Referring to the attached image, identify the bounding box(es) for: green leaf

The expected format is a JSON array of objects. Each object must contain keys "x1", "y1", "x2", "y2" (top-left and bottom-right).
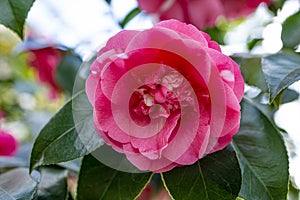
[
  {"x1": 30, "y1": 90, "x2": 103, "y2": 172},
  {"x1": 269, "y1": 0, "x2": 286, "y2": 14},
  {"x1": 162, "y1": 146, "x2": 241, "y2": 200},
  {"x1": 280, "y1": 89, "x2": 299, "y2": 104},
  {"x1": 248, "y1": 92, "x2": 277, "y2": 120},
  {"x1": 232, "y1": 98, "x2": 289, "y2": 200},
  {"x1": 0, "y1": 168, "x2": 39, "y2": 200},
  {"x1": 119, "y1": 7, "x2": 141, "y2": 28},
  {"x1": 0, "y1": 0, "x2": 35, "y2": 39},
  {"x1": 273, "y1": 0, "x2": 285, "y2": 9},
  {"x1": 272, "y1": 88, "x2": 300, "y2": 108},
  {"x1": 247, "y1": 38, "x2": 263, "y2": 51},
  {"x1": 77, "y1": 151, "x2": 153, "y2": 200},
  {"x1": 281, "y1": 11, "x2": 300, "y2": 49},
  {"x1": 204, "y1": 27, "x2": 225, "y2": 45},
  {"x1": 288, "y1": 181, "x2": 300, "y2": 200},
  {"x1": 84, "y1": 144, "x2": 148, "y2": 173},
  {"x1": 262, "y1": 52, "x2": 300, "y2": 104},
  {"x1": 56, "y1": 51, "x2": 82, "y2": 94},
  {"x1": 35, "y1": 167, "x2": 69, "y2": 200},
  {"x1": 233, "y1": 55, "x2": 268, "y2": 92}
]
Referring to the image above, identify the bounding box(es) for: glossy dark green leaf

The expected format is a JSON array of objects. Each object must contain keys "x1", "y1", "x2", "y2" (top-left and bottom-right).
[
  {"x1": 282, "y1": 11, "x2": 300, "y2": 49},
  {"x1": 87, "y1": 144, "x2": 149, "y2": 173},
  {"x1": 248, "y1": 92, "x2": 277, "y2": 121},
  {"x1": 0, "y1": 0, "x2": 35, "y2": 39},
  {"x1": 56, "y1": 51, "x2": 82, "y2": 93},
  {"x1": 30, "y1": 91, "x2": 103, "y2": 172},
  {"x1": 272, "y1": 88, "x2": 300, "y2": 108},
  {"x1": 262, "y1": 52, "x2": 300, "y2": 104},
  {"x1": 35, "y1": 167, "x2": 68, "y2": 200},
  {"x1": 232, "y1": 98, "x2": 289, "y2": 200},
  {"x1": 233, "y1": 55, "x2": 268, "y2": 92},
  {"x1": 0, "y1": 168, "x2": 39, "y2": 200},
  {"x1": 119, "y1": 7, "x2": 141, "y2": 28},
  {"x1": 77, "y1": 152, "x2": 152, "y2": 200},
  {"x1": 280, "y1": 89, "x2": 299, "y2": 104},
  {"x1": 162, "y1": 146, "x2": 241, "y2": 200}
]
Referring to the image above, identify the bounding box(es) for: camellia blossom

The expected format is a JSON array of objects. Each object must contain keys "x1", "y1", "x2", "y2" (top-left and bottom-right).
[
  {"x1": 137, "y1": 0, "x2": 271, "y2": 29},
  {"x1": 0, "y1": 129, "x2": 18, "y2": 156},
  {"x1": 27, "y1": 47, "x2": 63, "y2": 99},
  {"x1": 86, "y1": 19, "x2": 244, "y2": 172}
]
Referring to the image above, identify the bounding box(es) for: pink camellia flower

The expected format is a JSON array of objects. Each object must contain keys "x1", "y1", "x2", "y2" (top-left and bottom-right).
[
  {"x1": 138, "y1": 0, "x2": 271, "y2": 29},
  {"x1": 86, "y1": 19, "x2": 244, "y2": 172},
  {"x1": 0, "y1": 129, "x2": 18, "y2": 156},
  {"x1": 27, "y1": 47, "x2": 63, "y2": 99}
]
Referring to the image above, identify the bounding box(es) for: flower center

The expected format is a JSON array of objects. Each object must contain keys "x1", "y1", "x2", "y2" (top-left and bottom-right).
[{"x1": 129, "y1": 70, "x2": 195, "y2": 126}]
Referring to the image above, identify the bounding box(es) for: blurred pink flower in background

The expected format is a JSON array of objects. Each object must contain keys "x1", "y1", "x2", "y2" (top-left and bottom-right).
[
  {"x1": 220, "y1": 0, "x2": 271, "y2": 18},
  {"x1": 20, "y1": 29, "x2": 65, "y2": 99},
  {"x1": 138, "y1": 0, "x2": 271, "y2": 29},
  {"x1": 26, "y1": 47, "x2": 63, "y2": 99},
  {"x1": 0, "y1": 129, "x2": 18, "y2": 157}
]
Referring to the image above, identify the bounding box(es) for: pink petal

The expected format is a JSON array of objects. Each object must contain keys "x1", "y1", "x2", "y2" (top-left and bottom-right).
[
  {"x1": 124, "y1": 143, "x2": 179, "y2": 172},
  {"x1": 207, "y1": 48, "x2": 244, "y2": 101},
  {"x1": 220, "y1": 84, "x2": 241, "y2": 137},
  {"x1": 207, "y1": 48, "x2": 235, "y2": 88},
  {"x1": 130, "y1": 112, "x2": 180, "y2": 159},
  {"x1": 207, "y1": 124, "x2": 240, "y2": 154},
  {"x1": 85, "y1": 62, "x2": 102, "y2": 105},
  {"x1": 166, "y1": 123, "x2": 210, "y2": 165},
  {"x1": 207, "y1": 62, "x2": 227, "y2": 139},
  {"x1": 98, "y1": 30, "x2": 140, "y2": 56},
  {"x1": 231, "y1": 59, "x2": 245, "y2": 102},
  {"x1": 126, "y1": 29, "x2": 212, "y2": 84},
  {"x1": 202, "y1": 33, "x2": 222, "y2": 52},
  {"x1": 126, "y1": 25, "x2": 182, "y2": 52},
  {"x1": 154, "y1": 19, "x2": 209, "y2": 46},
  {"x1": 93, "y1": 83, "x2": 131, "y2": 144}
]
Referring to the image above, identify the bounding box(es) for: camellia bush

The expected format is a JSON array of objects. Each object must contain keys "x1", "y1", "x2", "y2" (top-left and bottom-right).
[{"x1": 0, "y1": 0, "x2": 300, "y2": 199}]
